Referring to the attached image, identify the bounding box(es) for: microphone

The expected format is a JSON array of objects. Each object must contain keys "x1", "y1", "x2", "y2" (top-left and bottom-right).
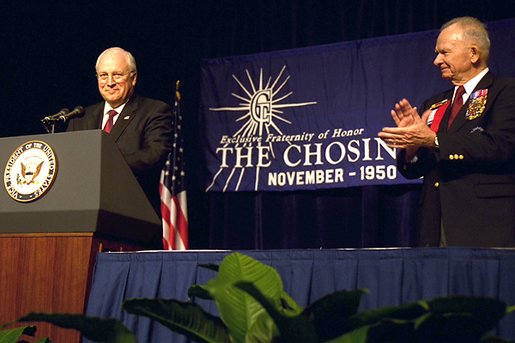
[
  {"x1": 41, "y1": 108, "x2": 70, "y2": 123},
  {"x1": 41, "y1": 106, "x2": 85, "y2": 124},
  {"x1": 59, "y1": 106, "x2": 85, "y2": 123}
]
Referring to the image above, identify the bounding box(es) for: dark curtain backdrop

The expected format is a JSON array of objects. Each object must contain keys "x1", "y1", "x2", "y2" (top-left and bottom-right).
[{"x1": 1, "y1": 1, "x2": 514, "y2": 249}]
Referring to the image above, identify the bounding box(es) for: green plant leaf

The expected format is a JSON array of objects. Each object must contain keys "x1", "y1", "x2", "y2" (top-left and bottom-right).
[
  {"x1": 244, "y1": 311, "x2": 278, "y2": 343},
  {"x1": 324, "y1": 325, "x2": 369, "y2": 343},
  {"x1": 427, "y1": 296, "x2": 508, "y2": 333},
  {"x1": 302, "y1": 289, "x2": 367, "y2": 341},
  {"x1": 0, "y1": 323, "x2": 14, "y2": 331},
  {"x1": 364, "y1": 318, "x2": 416, "y2": 343},
  {"x1": 189, "y1": 284, "x2": 214, "y2": 300},
  {"x1": 199, "y1": 252, "x2": 299, "y2": 343},
  {"x1": 413, "y1": 297, "x2": 511, "y2": 341},
  {"x1": 33, "y1": 338, "x2": 52, "y2": 343},
  {"x1": 327, "y1": 318, "x2": 416, "y2": 343},
  {"x1": 277, "y1": 289, "x2": 303, "y2": 314},
  {"x1": 198, "y1": 263, "x2": 220, "y2": 272},
  {"x1": 349, "y1": 301, "x2": 427, "y2": 329},
  {"x1": 413, "y1": 312, "x2": 489, "y2": 342},
  {"x1": 0, "y1": 325, "x2": 36, "y2": 343},
  {"x1": 123, "y1": 298, "x2": 230, "y2": 343},
  {"x1": 19, "y1": 313, "x2": 136, "y2": 343},
  {"x1": 235, "y1": 281, "x2": 317, "y2": 343}
]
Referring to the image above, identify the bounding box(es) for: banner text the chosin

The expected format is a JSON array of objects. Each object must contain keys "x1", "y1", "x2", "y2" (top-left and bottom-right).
[{"x1": 215, "y1": 128, "x2": 397, "y2": 188}]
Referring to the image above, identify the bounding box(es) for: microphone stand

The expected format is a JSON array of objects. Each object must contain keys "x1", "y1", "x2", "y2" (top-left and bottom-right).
[
  {"x1": 41, "y1": 106, "x2": 83, "y2": 133},
  {"x1": 41, "y1": 118, "x2": 59, "y2": 134}
]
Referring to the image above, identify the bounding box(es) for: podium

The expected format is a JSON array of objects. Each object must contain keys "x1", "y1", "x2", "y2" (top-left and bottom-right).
[{"x1": 0, "y1": 130, "x2": 161, "y2": 342}]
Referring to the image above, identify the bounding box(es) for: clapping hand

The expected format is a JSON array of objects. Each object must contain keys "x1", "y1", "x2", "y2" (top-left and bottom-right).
[{"x1": 378, "y1": 98, "x2": 435, "y2": 150}]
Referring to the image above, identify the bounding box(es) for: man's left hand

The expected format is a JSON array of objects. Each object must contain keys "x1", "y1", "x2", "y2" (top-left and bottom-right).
[{"x1": 378, "y1": 100, "x2": 436, "y2": 149}]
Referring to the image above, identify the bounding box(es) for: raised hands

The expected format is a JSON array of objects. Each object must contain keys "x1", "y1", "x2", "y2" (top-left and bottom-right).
[{"x1": 378, "y1": 98, "x2": 436, "y2": 150}]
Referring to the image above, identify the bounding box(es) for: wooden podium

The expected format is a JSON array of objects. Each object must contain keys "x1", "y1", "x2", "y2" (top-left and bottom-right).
[{"x1": 0, "y1": 130, "x2": 161, "y2": 342}]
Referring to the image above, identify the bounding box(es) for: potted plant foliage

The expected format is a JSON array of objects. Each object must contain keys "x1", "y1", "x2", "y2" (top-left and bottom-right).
[{"x1": 14, "y1": 252, "x2": 515, "y2": 342}]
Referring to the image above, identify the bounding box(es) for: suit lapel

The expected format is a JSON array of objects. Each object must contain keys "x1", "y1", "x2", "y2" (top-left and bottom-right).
[
  {"x1": 109, "y1": 96, "x2": 139, "y2": 141},
  {"x1": 436, "y1": 89, "x2": 454, "y2": 132},
  {"x1": 89, "y1": 103, "x2": 104, "y2": 130},
  {"x1": 447, "y1": 72, "x2": 494, "y2": 132}
]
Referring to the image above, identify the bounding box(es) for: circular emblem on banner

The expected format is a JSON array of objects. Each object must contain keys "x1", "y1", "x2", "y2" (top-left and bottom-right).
[{"x1": 4, "y1": 140, "x2": 58, "y2": 202}]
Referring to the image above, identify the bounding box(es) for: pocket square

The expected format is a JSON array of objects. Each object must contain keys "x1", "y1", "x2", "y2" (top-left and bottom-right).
[{"x1": 470, "y1": 126, "x2": 484, "y2": 133}]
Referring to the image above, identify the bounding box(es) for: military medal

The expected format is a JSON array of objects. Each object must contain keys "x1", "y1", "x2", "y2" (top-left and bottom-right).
[
  {"x1": 429, "y1": 99, "x2": 449, "y2": 111},
  {"x1": 466, "y1": 89, "x2": 488, "y2": 120},
  {"x1": 427, "y1": 99, "x2": 449, "y2": 132}
]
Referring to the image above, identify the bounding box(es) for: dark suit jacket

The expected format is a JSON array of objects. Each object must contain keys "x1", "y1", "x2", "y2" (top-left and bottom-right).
[
  {"x1": 66, "y1": 95, "x2": 173, "y2": 216},
  {"x1": 399, "y1": 72, "x2": 515, "y2": 247}
]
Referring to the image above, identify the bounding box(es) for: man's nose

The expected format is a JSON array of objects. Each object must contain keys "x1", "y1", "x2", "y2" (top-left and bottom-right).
[
  {"x1": 433, "y1": 54, "x2": 442, "y2": 66},
  {"x1": 105, "y1": 74, "x2": 117, "y2": 85}
]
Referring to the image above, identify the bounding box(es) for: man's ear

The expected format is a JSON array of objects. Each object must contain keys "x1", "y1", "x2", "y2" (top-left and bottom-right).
[{"x1": 470, "y1": 45, "x2": 480, "y2": 64}]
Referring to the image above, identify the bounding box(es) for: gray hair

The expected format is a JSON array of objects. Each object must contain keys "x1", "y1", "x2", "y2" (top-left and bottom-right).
[
  {"x1": 95, "y1": 47, "x2": 137, "y2": 72},
  {"x1": 441, "y1": 17, "x2": 490, "y2": 61}
]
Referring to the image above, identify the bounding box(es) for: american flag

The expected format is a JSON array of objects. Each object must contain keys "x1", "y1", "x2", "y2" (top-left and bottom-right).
[{"x1": 159, "y1": 80, "x2": 189, "y2": 250}]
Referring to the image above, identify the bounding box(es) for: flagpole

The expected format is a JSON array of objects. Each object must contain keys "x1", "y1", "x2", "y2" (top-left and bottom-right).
[{"x1": 159, "y1": 80, "x2": 189, "y2": 250}]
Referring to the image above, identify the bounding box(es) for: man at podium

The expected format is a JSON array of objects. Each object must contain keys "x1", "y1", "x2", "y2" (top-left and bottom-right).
[{"x1": 66, "y1": 47, "x2": 173, "y2": 215}]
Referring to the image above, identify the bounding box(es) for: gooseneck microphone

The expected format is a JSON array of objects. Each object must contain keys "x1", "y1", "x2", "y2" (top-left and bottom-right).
[
  {"x1": 41, "y1": 106, "x2": 84, "y2": 124},
  {"x1": 41, "y1": 108, "x2": 70, "y2": 123},
  {"x1": 59, "y1": 106, "x2": 85, "y2": 123}
]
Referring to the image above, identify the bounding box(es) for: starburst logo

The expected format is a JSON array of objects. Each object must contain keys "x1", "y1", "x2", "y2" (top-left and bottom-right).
[{"x1": 207, "y1": 65, "x2": 317, "y2": 191}]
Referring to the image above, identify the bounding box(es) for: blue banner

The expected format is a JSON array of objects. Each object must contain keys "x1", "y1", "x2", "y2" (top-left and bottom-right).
[{"x1": 200, "y1": 19, "x2": 515, "y2": 192}]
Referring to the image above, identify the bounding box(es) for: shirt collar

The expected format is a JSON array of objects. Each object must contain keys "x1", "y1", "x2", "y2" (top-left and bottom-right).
[
  {"x1": 460, "y1": 67, "x2": 489, "y2": 96},
  {"x1": 103, "y1": 101, "x2": 128, "y2": 116}
]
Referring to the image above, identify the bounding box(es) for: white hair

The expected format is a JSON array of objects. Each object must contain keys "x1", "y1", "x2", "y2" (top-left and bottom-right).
[
  {"x1": 441, "y1": 17, "x2": 490, "y2": 62},
  {"x1": 95, "y1": 47, "x2": 137, "y2": 72}
]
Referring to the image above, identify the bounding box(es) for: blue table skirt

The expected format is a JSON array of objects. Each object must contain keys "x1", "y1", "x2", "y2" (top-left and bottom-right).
[{"x1": 86, "y1": 248, "x2": 515, "y2": 342}]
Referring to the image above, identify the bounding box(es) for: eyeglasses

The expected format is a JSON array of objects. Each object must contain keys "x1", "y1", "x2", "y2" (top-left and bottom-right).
[{"x1": 96, "y1": 71, "x2": 135, "y2": 84}]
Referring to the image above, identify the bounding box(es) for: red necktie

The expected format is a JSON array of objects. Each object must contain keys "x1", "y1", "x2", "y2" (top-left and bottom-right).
[
  {"x1": 447, "y1": 86, "x2": 465, "y2": 128},
  {"x1": 103, "y1": 110, "x2": 117, "y2": 133}
]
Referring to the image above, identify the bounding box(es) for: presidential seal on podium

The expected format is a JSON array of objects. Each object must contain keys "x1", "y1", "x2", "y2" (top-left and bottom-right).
[{"x1": 4, "y1": 140, "x2": 57, "y2": 202}]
